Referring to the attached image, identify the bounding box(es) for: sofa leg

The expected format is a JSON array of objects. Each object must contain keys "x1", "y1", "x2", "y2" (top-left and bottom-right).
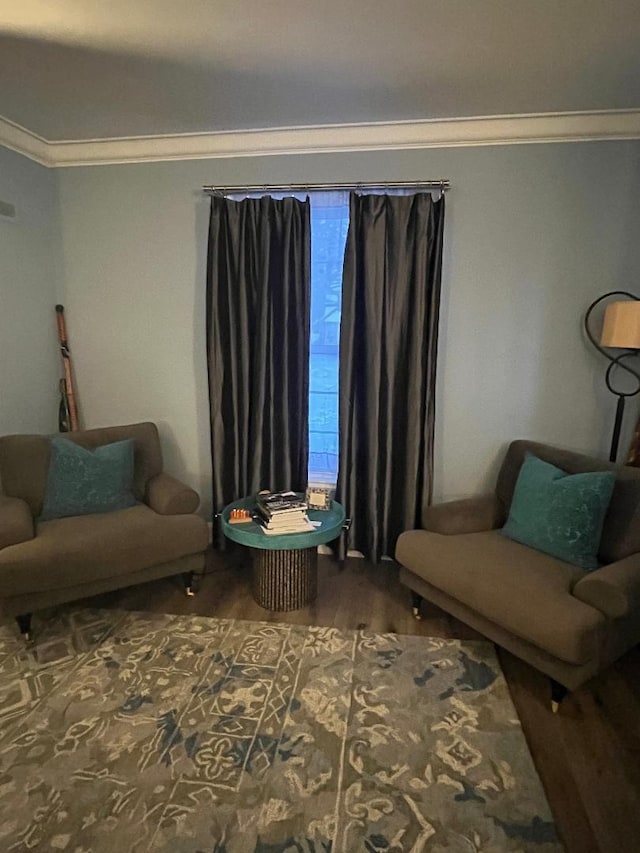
[
  {"x1": 182, "y1": 572, "x2": 196, "y2": 597},
  {"x1": 550, "y1": 678, "x2": 568, "y2": 713},
  {"x1": 410, "y1": 591, "x2": 423, "y2": 621},
  {"x1": 16, "y1": 613, "x2": 33, "y2": 642}
]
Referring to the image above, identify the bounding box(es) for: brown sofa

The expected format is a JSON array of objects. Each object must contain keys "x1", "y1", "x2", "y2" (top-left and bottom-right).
[
  {"x1": 0, "y1": 422, "x2": 210, "y2": 638},
  {"x1": 395, "y1": 440, "x2": 640, "y2": 696}
]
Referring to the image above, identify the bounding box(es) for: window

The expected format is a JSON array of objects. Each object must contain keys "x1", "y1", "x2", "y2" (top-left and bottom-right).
[{"x1": 308, "y1": 193, "x2": 349, "y2": 484}]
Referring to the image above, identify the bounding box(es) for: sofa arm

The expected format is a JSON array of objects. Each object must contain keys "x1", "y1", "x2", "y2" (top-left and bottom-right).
[
  {"x1": 0, "y1": 496, "x2": 34, "y2": 549},
  {"x1": 572, "y1": 554, "x2": 640, "y2": 618},
  {"x1": 422, "y1": 494, "x2": 505, "y2": 535},
  {"x1": 146, "y1": 473, "x2": 200, "y2": 515}
]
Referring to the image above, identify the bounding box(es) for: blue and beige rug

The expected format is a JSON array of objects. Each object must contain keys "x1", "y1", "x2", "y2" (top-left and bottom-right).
[{"x1": 0, "y1": 608, "x2": 562, "y2": 851}]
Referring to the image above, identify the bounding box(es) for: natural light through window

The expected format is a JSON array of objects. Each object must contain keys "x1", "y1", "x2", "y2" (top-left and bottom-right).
[{"x1": 308, "y1": 193, "x2": 349, "y2": 485}]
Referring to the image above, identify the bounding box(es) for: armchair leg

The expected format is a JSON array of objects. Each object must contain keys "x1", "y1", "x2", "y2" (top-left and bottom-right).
[
  {"x1": 550, "y1": 678, "x2": 568, "y2": 713},
  {"x1": 182, "y1": 572, "x2": 197, "y2": 597},
  {"x1": 410, "y1": 591, "x2": 423, "y2": 621},
  {"x1": 16, "y1": 613, "x2": 33, "y2": 642}
]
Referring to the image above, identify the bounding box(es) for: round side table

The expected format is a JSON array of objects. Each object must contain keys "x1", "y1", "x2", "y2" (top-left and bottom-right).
[{"x1": 221, "y1": 497, "x2": 346, "y2": 611}]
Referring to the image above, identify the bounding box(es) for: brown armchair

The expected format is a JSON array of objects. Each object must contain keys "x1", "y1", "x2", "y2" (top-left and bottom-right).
[
  {"x1": 396, "y1": 440, "x2": 640, "y2": 707},
  {"x1": 0, "y1": 422, "x2": 210, "y2": 640}
]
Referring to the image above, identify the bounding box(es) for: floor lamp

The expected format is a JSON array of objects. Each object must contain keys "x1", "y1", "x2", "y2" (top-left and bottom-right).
[{"x1": 584, "y1": 292, "x2": 640, "y2": 462}]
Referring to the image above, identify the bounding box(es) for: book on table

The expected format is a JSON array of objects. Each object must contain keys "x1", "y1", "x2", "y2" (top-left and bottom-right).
[
  {"x1": 260, "y1": 518, "x2": 315, "y2": 535},
  {"x1": 256, "y1": 491, "x2": 307, "y2": 517},
  {"x1": 253, "y1": 510, "x2": 315, "y2": 535},
  {"x1": 254, "y1": 490, "x2": 313, "y2": 534},
  {"x1": 259, "y1": 510, "x2": 307, "y2": 527}
]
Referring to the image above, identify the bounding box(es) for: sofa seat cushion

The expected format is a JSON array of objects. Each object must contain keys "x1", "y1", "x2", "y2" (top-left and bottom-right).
[
  {"x1": 0, "y1": 505, "x2": 209, "y2": 597},
  {"x1": 396, "y1": 529, "x2": 606, "y2": 665}
]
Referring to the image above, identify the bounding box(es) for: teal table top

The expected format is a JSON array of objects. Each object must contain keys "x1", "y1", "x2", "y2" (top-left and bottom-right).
[{"x1": 221, "y1": 495, "x2": 345, "y2": 551}]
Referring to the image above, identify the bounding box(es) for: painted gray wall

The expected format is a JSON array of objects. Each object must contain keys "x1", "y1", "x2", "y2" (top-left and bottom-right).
[
  {"x1": 0, "y1": 146, "x2": 61, "y2": 436},
  {"x1": 55, "y1": 141, "x2": 640, "y2": 516}
]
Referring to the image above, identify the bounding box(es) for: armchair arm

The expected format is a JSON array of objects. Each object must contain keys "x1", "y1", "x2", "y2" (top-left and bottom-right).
[
  {"x1": 422, "y1": 494, "x2": 505, "y2": 535},
  {"x1": 572, "y1": 554, "x2": 640, "y2": 618},
  {"x1": 0, "y1": 496, "x2": 34, "y2": 549},
  {"x1": 146, "y1": 473, "x2": 200, "y2": 515}
]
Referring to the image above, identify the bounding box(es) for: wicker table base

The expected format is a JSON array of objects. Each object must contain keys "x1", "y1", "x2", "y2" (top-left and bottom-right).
[{"x1": 251, "y1": 547, "x2": 318, "y2": 611}]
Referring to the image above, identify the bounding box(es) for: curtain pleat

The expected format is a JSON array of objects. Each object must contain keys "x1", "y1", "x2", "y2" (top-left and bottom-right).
[
  {"x1": 336, "y1": 193, "x2": 445, "y2": 563},
  {"x1": 207, "y1": 195, "x2": 311, "y2": 511}
]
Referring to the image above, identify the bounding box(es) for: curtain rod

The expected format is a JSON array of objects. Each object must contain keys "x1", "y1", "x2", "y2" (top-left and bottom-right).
[{"x1": 202, "y1": 180, "x2": 450, "y2": 194}]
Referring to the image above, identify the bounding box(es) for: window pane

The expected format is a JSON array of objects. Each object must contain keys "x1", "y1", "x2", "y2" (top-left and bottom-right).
[{"x1": 308, "y1": 197, "x2": 349, "y2": 484}]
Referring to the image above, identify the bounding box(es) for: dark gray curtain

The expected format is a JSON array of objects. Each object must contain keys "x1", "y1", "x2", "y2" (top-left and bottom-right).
[
  {"x1": 336, "y1": 192, "x2": 445, "y2": 563},
  {"x1": 207, "y1": 195, "x2": 311, "y2": 510}
]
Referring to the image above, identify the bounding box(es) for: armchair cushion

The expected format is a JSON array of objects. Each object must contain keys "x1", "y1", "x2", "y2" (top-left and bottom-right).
[
  {"x1": 40, "y1": 437, "x2": 137, "y2": 521},
  {"x1": 0, "y1": 504, "x2": 209, "y2": 597},
  {"x1": 396, "y1": 528, "x2": 603, "y2": 665},
  {"x1": 0, "y1": 496, "x2": 34, "y2": 549},
  {"x1": 501, "y1": 453, "x2": 615, "y2": 569}
]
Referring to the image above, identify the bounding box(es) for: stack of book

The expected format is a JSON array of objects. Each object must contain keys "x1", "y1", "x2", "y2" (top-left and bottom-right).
[{"x1": 255, "y1": 490, "x2": 315, "y2": 535}]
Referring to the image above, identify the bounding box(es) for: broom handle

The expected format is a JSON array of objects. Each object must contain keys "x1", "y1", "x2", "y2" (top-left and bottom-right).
[{"x1": 55, "y1": 305, "x2": 79, "y2": 431}]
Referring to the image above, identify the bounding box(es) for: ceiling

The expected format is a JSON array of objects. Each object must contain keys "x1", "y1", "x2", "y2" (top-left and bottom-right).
[{"x1": 1, "y1": 1, "x2": 640, "y2": 165}]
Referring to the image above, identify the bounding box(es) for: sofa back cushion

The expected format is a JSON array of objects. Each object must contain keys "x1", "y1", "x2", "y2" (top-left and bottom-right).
[
  {"x1": 0, "y1": 422, "x2": 163, "y2": 517},
  {"x1": 497, "y1": 440, "x2": 640, "y2": 564}
]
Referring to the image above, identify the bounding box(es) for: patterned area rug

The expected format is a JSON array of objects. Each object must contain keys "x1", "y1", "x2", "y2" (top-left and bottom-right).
[{"x1": 0, "y1": 608, "x2": 562, "y2": 852}]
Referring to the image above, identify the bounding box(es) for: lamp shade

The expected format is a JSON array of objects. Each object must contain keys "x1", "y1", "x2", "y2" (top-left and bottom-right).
[{"x1": 600, "y1": 301, "x2": 640, "y2": 348}]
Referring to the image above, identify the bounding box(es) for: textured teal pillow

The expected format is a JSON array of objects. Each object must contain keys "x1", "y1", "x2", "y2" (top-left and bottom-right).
[
  {"x1": 501, "y1": 453, "x2": 615, "y2": 570},
  {"x1": 40, "y1": 437, "x2": 137, "y2": 521}
]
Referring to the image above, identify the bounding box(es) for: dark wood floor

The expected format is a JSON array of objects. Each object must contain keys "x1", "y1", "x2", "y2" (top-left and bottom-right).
[{"x1": 84, "y1": 546, "x2": 640, "y2": 853}]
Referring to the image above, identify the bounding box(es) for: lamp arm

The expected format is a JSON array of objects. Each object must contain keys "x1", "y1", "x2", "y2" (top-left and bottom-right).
[
  {"x1": 604, "y1": 351, "x2": 640, "y2": 397},
  {"x1": 584, "y1": 290, "x2": 640, "y2": 387}
]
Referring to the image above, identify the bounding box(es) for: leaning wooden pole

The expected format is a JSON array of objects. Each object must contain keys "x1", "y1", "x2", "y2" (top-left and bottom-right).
[
  {"x1": 55, "y1": 304, "x2": 79, "y2": 431},
  {"x1": 626, "y1": 411, "x2": 640, "y2": 466}
]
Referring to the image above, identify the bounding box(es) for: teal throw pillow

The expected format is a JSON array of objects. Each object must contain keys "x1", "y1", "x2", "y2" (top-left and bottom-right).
[
  {"x1": 501, "y1": 453, "x2": 615, "y2": 570},
  {"x1": 40, "y1": 437, "x2": 137, "y2": 521}
]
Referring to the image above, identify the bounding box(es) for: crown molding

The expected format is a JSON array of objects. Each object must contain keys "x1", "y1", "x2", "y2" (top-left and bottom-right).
[
  {"x1": 2, "y1": 110, "x2": 640, "y2": 168},
  {"x1": 0, "y1": 116, "x2": 51, "y2": 166}
]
